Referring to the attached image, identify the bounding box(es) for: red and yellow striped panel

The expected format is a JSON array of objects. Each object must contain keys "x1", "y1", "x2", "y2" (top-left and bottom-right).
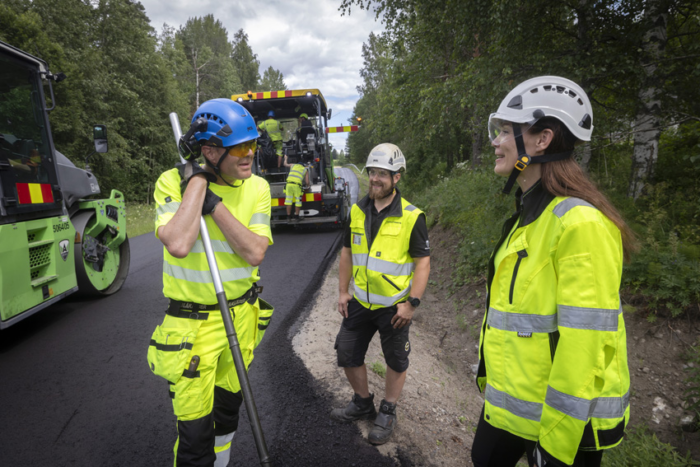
[
  {"x1": 271, "y1": 193, "x2": 323, "y2": 207},
  {"x1": 16, "y1": 183, "x2": 54, "y2": 204},
  {"x1": 325, "y1": 126, "x2": 359, "y2": 134}
]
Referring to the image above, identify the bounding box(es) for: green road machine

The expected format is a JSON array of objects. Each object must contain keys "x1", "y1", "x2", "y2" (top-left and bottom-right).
[{"x1": 0, "y1": 40, "x2": 130, "y2": 329}]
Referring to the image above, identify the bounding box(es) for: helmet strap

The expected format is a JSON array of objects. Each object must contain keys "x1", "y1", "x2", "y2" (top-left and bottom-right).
[
  {"x1": 502, "y1": 123, "x2": 531, "y2": 194},
  {"x1": 204, "y1": 150, "x2": 244, "y2": 189},
  {"x1": 502, "y1": 123, "x2": 575, "y2": 194}
]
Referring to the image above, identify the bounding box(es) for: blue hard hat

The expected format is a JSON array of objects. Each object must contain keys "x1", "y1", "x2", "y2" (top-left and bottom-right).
[
  {"x1": 192, "y1": 99, "x2": 259, "y2": 148},
  {"x1": 268, "y1": 110, "x2": 276, "y2": 118}
]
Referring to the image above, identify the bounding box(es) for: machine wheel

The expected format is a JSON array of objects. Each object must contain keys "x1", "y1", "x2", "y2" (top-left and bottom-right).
[{"x1": 73, "y1": 211, "x2": 131, "y2": 296}]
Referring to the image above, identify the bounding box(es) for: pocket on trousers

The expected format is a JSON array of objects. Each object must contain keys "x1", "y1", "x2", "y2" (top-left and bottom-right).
[
  {"x1": 147, "y1": 322, "x2": 197, "y2": 384},
  {"x1": 254, "y1": 298, "x2": 275, "y2": 348},
  {"x1": 171, "y1": 372, "x2": 204, "y2": 417}
]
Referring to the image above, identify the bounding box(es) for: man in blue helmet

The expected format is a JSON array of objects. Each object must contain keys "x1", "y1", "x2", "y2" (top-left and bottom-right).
[
  {"x1": 257, "y1": 110, "x2": 283, "y2": 167},
  {"x1": 148, "y1": 98, "x2": 274, "y2": 467}
]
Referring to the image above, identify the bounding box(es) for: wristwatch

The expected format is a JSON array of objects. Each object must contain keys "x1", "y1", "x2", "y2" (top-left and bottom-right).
[{"x1": 407, "y1": 296, "x2": 421, "y2": 308}]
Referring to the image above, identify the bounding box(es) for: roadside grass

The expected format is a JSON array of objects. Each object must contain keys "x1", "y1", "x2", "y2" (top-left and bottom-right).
[
  {"x1": 343, "y1": 163, "x2": 369, "y2": 198},
  {"x1": 601, "y1": 426, "x2": 699, "y2": 466},
  {"x1": 369, "y1": 361, "x2": 387, "y2": 378},
  {"x1": 126, "y1": 203, "x2": 155, "y2": 238}
]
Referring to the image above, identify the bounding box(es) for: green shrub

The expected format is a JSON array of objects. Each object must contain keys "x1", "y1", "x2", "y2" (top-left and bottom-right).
[
  {"x1": 601, "y1": 425, "x2": 699, "y2": 466},
  {"x1": 413, "y1": 157, "x2": 511, "y2": 283},
  {"x1": 622, "y1": 183, "x2": 700, "y2": 318}
]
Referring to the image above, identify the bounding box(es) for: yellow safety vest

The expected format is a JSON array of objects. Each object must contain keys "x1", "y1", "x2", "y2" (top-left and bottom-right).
[
  {"x1": 259, "y1": 118, "x2": 282, "y2": 141},
  {"x1": 286, "y1": 164, "x2": 306, "y2": 185},
  {"x1": 477, "y1": 182, "x2": 630, "y2": 464},
  {"x1": 153, "y1": 168, "x2": 272, "y2": 304},
  {"x1": 350, "y1": 194, "x2": 422, "y2": 310}
]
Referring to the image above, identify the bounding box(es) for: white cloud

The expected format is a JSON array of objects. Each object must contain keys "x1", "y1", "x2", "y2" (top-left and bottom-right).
[{"x1": 138, "y1": 0, "x2": 383, "y2": 149}]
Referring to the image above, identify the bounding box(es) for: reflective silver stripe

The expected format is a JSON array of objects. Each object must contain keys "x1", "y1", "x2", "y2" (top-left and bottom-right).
[
  {"x1": 405, "y1": 204, "x2": 417, "y2": 212},
  {"x1": 558, "y1": 305, "x2": 621, "y2": 332},
  {"x1": 190, "y1": 240, "x2": 235, "y2": 255},
  {"x1": 358, "y1": 280, "x2": 412, "y2": 307},
  {"x1": 485, "y1": 384, "x2": 542, "y2": 421},
  {"x1": 552, "y1": 198, "x2": 595, "y2": 218},
  {"x1": 288, "y1": 174, "x2": 303, "y2": 181},
  {"x1": 163, "y1": 261, "x2": 255, "y2": 284},
  {"x1": 590, "y1": 390, "x2": 630, "y2": 419},
  {"x1": 546, "y1": 386, "x2": 630, "y2": 421},
  {"x1": 367, "y1": 257, "x2": 414, "y2": 276},
  {"x1": 487, "y1": 307, "x2": 557, "y2": 333},
  {"x1": 352, "y1": 253, "x2": 368, "y2": 265},
  {"x1": 156, "y1": 201, "x2": 180, "y2": 217},
  {"x1": 249, "y1": 213, "x2": 270, "y2": 227},
  {"x1": 214, "y1": 432, "x2": 235, "y2": 448}
]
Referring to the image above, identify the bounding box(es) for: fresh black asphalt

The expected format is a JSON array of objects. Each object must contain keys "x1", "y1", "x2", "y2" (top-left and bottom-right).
[{"x1": 0, "y1": 226, "x2": 412, "y2": 466}]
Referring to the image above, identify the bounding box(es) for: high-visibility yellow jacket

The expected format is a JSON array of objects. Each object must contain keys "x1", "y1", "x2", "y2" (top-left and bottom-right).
[
  {"x1": 153, "y1": 168, "x2": 273, "y2": 304},
  {"x1": 258, "y1": 118, "x2": 282, "y2": 141},
  {"x1": 477, "y1": 181, "x2": 630, "y2": 464},
  {"x1": 286, "y1": 164, "x2": 306, "y2": 185},
  {"x1": 350, "y1": 193, "x2": 422, "y2": 310}
]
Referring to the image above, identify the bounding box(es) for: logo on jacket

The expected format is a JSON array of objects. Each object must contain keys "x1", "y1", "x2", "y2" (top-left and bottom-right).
[
  {"x1": 376, "y1": 251, "x2": 381, "y2": 257},
  {"x1": 59, "y1": 239, "x2": 69, "y2": 261},
  {"x1": 405, "y1": 342, "x2": 410, "y2": 351},
  {"x1": 517, "y1": 332, "x2": 532, "y2": 338}
]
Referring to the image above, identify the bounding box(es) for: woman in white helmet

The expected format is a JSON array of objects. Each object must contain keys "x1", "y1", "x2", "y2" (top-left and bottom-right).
[{"x1": 472, "y1": 77, "x2": 637, "y2": 467}]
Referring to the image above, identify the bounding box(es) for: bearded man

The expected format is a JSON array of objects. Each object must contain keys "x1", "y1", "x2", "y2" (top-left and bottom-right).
[{"x1": 330, "y1": 143, "x2": 431, "y2": 445}]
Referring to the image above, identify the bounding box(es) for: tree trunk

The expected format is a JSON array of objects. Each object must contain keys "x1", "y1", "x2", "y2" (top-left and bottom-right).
[
  {"x1": 471, "y1": 104, "x2": 483, "y2": 166},
  {"x1": 578, "y1": 143, "x2": 591, "y2": 171},
  {"x1": 628, "y1": 1, "x2": 668, "y2": 199}
]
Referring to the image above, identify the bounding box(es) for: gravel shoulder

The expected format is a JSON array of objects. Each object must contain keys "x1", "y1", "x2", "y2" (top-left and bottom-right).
[{"x1": 292, "y1": 224, "x2": 700, "y2": 465}]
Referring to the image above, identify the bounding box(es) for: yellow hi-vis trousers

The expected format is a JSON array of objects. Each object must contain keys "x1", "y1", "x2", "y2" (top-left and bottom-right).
[{"x1": 147, "y1": 298, "x2": 273, "y2": 467}]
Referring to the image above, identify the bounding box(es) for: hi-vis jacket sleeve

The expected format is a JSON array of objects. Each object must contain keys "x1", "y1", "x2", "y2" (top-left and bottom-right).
[
  {"x1": 538, "y1": 219, "x2": 625, "y2": 464},
  {"x1": 154, "y1": 168, "x2": 181, "y2": 238}
]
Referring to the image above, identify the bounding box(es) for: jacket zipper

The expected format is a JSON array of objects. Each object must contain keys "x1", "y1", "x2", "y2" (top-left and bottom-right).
[
  {"x1": 509, "y1": 249, "x2": 528, "y2": 304},
  {"x1": 381, "y1": 274, "x2": 401, "y2": 291}
]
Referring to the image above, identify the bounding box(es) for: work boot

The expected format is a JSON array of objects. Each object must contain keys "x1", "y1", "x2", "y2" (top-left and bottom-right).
[
  {"x1": 288, "y1": 215, "x2": 298, "y2": 224},
  {"x1": 330, "y1": 393, "x2": 376, "y2": 422},
  {"x1": 368, "y1": 399, "x2": 397, "y2": 445}
]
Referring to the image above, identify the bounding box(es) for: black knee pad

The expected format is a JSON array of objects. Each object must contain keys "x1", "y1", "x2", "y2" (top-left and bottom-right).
[
  {"x1": 176, "y1": 414, "x2": 215, "y2": 466},
  {"x1": 213, "y1": 386, "x2": 243, "y2": 436},
  {"x1": 384, "y1": 334, "x2": 410, "y2": 373}
]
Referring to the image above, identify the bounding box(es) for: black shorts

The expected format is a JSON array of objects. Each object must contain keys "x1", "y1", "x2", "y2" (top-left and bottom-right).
[{"x1": 334, "y1": 298, "x2": 411, "y2": 373}]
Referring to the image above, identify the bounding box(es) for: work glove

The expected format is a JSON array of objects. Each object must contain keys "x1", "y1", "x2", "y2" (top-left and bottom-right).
[
  {"x1": 202, "y1": 188, "x2": 222, "y2": 216},
  {"x1": 176, "y1": 160, "x2": 217, "y2": 185}
]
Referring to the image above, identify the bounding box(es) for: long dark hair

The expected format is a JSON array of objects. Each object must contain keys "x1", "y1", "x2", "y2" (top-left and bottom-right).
[{"x1": 530, "y1": 117, "x2": 638, "y2": 262}]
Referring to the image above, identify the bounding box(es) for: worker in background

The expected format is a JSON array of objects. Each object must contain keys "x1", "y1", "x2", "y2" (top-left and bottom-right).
[
  {"x1": 148, "y1": 98, "x2": 274, "y2": 467},
  {"x1": 282, "y1": 154, "x2": 310, "y2": 223},
  {"x1": 257, "y1": 110, "x2": 283, "y2": 167},
  {"x1": 296, "y1": 113, "x2": 316, "y2": 143},
  {"x1": 331, "y1": 143, "x2": 430, "y2": 445},
  {"x1": 471, "y1": 76, "x2": 635, "y2": 467}
]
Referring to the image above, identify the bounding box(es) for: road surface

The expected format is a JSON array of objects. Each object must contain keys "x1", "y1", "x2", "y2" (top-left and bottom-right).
[{"x1": 0, "y1": 225, "x2": 410, "y2": 466}]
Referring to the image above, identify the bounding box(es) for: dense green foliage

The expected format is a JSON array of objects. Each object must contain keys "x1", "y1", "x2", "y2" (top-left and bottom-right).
[
  {"x1": 345, "y1": 0, "x2": 700, "y2": 318},
  {"x1": 0, "y1": 0, "x2": 286, "y2": 205}
]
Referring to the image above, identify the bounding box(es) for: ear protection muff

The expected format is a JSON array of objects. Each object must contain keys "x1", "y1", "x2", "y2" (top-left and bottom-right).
[{"x1": 178, "y1": 117, "x2": 208, "y2": 161}]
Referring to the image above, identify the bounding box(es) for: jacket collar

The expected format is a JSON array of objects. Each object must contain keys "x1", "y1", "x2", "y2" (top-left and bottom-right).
[
  {"x1": 515, "y1": 179, "x2": 555, "y2": 227},
  {"x1": 357, "y1": 186, "x2": 404, "y2": 218}
]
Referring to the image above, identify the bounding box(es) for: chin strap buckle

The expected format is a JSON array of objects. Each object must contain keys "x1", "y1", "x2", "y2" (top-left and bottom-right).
[{"x1": 514, "y1": 155, "x2": 531, "y2": 171}]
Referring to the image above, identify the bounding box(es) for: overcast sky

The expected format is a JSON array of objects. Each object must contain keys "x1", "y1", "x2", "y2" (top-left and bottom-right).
[{"x1": 138, "y1": 0, "x2": 384, "y2": 152}]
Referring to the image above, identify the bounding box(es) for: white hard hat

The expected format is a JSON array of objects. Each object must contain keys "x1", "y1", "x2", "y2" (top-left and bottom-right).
[
  {"x1": 488, "y1": 76, "x2": 593, "y2": 142},
  {"x1": 365, "y1": 143, "x2": 406, "y2": 173}
]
